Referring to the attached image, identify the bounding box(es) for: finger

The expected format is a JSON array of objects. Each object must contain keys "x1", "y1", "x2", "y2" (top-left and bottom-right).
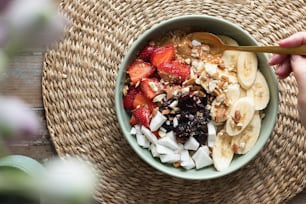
[
  {"x1": 290, "y1": 55, "x2": 306, "y2": 93},
  {"x1": 279, "y1": 32, "x2": 306, "y2": 48},
  {"x1": 268, "y1": 54, "x2": 288, "y2": 65},
  {"x1": 275, "y1": 58, "x2": 292, "y2": 79}
]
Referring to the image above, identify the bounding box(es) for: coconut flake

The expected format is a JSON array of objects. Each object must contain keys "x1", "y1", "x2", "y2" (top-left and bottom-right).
[
  {"x1": 156, "y1": 144, "x2": 175, "y2": 155},
  {"x1": 192, "y1": 39, "x2": 201, "y2": 46},
  {"x1": 150, "y1": 144, "x2": 160, "y2": 157},
  {"x1": 130, "y1": 127, "x2": 137, "y2": 135},
  {"x1": 158, "y1": 136, "x2": 179, "y2": 150},
  {"x1": 149, "y1": 111, "x2": 167, "y2": 131},
  {"x1": 205, "y1": 63, "x2": 217, "y2": 76},
  {"x1": 207, "y1": 121, "x2": 217, "y2": 147},
  {"x1": 173, "y1": 117, "x2": 178, "y2": 127},
  {"x1": 160, "y1": 153, "x2": 180, "y2": 163},
  {"x1": 136, "y1": 133, "x2": 150, "y2": 148},
  {"x1": 184, "y1": 136, "x2": 200, "y2": 151},
  {"x1": 192, "y1": 146, "x2": 213, "y2": 169},
  {"x1": 141, "y1": 126, "x2": 158, "y2": 144}
]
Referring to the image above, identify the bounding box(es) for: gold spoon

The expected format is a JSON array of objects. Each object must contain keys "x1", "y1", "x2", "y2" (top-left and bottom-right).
[{"x1": 188, "y1": 32, "x2": 306, "y2": 55}]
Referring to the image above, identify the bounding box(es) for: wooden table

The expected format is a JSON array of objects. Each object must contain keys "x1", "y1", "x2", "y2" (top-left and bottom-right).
[{"x1": 1, "y1": 50, "x2": 305, "y2": 204}]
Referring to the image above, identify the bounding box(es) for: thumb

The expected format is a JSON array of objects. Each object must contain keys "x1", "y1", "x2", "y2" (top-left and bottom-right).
[{"x1": 291, "y1": 55, "x2": 306, "y2": 94}]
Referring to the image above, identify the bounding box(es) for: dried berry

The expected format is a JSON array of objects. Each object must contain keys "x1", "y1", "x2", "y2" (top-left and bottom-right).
[{"x1": 160, "y1": 93, "x2": 214, "y2": 145}]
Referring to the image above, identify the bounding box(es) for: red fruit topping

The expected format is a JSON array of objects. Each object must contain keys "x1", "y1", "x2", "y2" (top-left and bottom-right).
[
  {"x1": 127, "y1": 60, "x2": 155, "y2": 84},
  {"x1": 157, "y1": 60, "x2": 190, "y2": 83},
  {"x1": 132, "y1": 106, "x2": 151, "y2": 128},
  {"x1": 132, "y1": 92, "x2": 155, "y2": 111},
  {"x1": 129, "y1": 115, "x2": 138, "y2": 126},
  {"x1": 138, "y1": 46, "x2": 156, "y2": 62},
  {"x1": 140, "y1": 78, "x2": 164, "y2": 100},
  {"x1": 151, "y1": 45, "x2": 175, "y2": 67},
  {"x1": 123, "y1": 86, "x2": 138, "y2": 110}
]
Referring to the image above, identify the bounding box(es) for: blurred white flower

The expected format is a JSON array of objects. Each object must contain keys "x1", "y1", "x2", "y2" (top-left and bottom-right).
[
  {"x1": 0, "y1": 96, "x2": 40, "y2": 139},
  {"x1": 2, "y1": 0, "x2": 66, "y2": 55},
  {"x1": 42, "y1": 157, "x2": 97, "y2": 203}
]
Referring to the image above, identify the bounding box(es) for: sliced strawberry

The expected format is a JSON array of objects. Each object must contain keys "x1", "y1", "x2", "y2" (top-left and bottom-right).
[
  {"x1": 123, "y1": 86, "x2": 138, "y2": 110},
  {"x1": 132, "y1": 106, "x2": 151, "y2": 128},
  {"x1": 129, "y1": 115, "x2": 138, "y2": 126},
  {"x1": 127, "y1": 60, "x2": 155, "y2": 84},
  {"x1": 140, "y1": 78, "x2": 164, "y2": 100},
  {"x1": 151, "y1": 45, "x2": 175, "y2": 67},
  {"x1": 132, "y1": 92, "x2": 155, "y2": 111},
  {"x1": 138, "y1": 46, "x2": 156, "y2": 62},
  {"x1": 157, "y1": 60, "x2": 190, "y2": 83}
]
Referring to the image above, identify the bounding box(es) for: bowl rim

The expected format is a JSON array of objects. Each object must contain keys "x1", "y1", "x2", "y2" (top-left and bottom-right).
[{"x1": 115, "y1": 14, "x2": 279, "y2": 180}]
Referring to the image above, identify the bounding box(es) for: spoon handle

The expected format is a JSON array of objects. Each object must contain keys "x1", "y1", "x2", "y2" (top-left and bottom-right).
[{"x1": 228, "y1": 45, "x2": 306, "y2": 55}]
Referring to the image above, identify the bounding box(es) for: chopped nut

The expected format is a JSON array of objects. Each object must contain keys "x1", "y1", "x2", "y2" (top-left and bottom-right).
[
  {"x1": 201, "y1": 45, "x2": 210, "y2": 52},
  {"x1": 173, "y1": 162, "x2": 181, "y2": 168},
  {"x1": 122, "y1": 85, "x2": 129, "y2": 96},
  {"x1": 216, "y1": 93, "x2": 226, "y2": 103},
  {"x1": 213, "y1": 88, "x2": 222, "y2": 96},
  {"x1": 185, "y1": 58, "x2": 191, "y2": 64},
  {"x1": 221, "y1": 75, "x2": 229, "y2": 82},
  {"x1": 218, "y1": 61, "x2": 226, "y2": 69},
  {"x1": 217, "y1": 80, "x2": 225, "y2": 89},
  {"x1": 158, "y1": 130, "x2": 166, "y2": 138},
  {"x1": 233, "y1": 110, "x2": 241, "y2": 123},
  {"x1": 162, "y1": 109, "x2": 171, "y2": 115},
  {"x1": 232, "y1": 143, "x2": 239, "y2": 153},
  {"x1": 183, "y1": 78, "x2": 195, "y2": 86},
  {"x1": 223, "y1": 97, "x2": 230, "y2": 106},
  {"x1": 152, "y1": 107, "x2": 159, "y2": 117}
]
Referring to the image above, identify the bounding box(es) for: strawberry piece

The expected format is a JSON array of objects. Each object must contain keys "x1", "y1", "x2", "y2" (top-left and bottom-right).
[
  {"x1": 138, "y1": 46, "x2": 156, "y2": 62},
  {"x1": 127, "y1": 60, "x2": 155, "y2": 84},
  {"x1": 133, "y1": 92, "x2": 155, "y2": 111},
  {"x1": 157, "y1": 60, "x2": 190, "y2": 83},
  {"x1": 132, "y1": 106, "x2": 151, "y2": 128},
  {"x1": 140, "y1": 78, "x2": 164, "y2": 100},
  {"x1": 129, "y1": 115, "x2": 138, "y2": 126},
  {"x1": 151, "y1": 45, "x2": 175, "y2": 67},
  {"x1": 123, "y1": 86, "x2": 138, "y2": 110}
]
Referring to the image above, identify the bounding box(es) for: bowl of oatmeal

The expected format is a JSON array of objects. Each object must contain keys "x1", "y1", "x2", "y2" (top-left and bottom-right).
[{"x1": 115, "y1": 15, "x2": 278, "y2": 180}]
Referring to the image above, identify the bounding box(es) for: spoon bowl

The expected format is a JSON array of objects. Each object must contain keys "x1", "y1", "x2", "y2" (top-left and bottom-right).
[{"x1": 188, "y1": 32, "x2": 306, "y2": 55}]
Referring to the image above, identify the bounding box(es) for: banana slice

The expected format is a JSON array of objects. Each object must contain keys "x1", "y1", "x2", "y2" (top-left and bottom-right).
[
  {"x1": 225, "y1": 97, "x2": 255, "y2": 136},
  {"x1": 219, "y1": 35, "x2": 240, "y2": 72},
  {"x1": 231, "y1": 112, "x2": 261, "y2": 154},
  {"x1": 237, "y1": 52, "x2": 258, "y2": 89},
  {"x1": 212, "y1": 130, "x2": 234, "y2": 171},
  {"x1": 246, "y1": 71, "x2": 270, "y2": 110}
]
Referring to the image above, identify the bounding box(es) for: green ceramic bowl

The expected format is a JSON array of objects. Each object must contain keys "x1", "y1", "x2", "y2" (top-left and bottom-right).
[{"x1": 115, "y1": 15, "x2": 278, "y2": 180}]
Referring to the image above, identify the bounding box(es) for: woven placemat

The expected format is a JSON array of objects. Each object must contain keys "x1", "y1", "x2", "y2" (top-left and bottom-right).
[{"x1": 42, "y1": 1, "x2": 306, "y2": 203}]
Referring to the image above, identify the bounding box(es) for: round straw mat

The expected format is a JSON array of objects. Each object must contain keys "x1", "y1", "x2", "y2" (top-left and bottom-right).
[{"x1": 42, "y1": 0, "x2": 306, "y2": 203}]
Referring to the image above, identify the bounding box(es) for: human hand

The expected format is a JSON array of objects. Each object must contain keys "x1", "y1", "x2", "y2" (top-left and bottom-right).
[{"x1": 268, "y1": 32, "x2": 306, "y2": 128}]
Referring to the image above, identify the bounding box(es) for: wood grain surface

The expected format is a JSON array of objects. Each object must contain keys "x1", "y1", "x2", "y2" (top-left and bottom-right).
[{"x1": 1, "y1": 50, "x2": 305, "y2": 204}]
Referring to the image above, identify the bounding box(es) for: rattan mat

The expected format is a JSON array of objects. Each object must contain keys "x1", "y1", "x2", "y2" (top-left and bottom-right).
[{"x1": 42, "y1": 0, "x2": 306, "y2": 203}]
